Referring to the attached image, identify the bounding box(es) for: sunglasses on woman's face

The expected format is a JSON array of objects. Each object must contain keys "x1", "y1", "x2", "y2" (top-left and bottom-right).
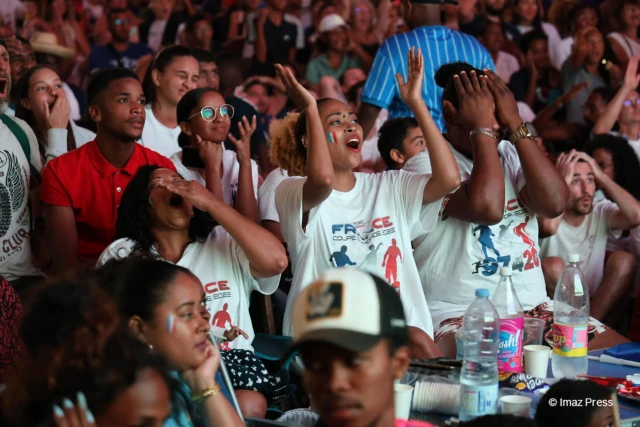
[
  {"x1": 623, "y1": 99, "x2": 640, "y2": 108},
  {"x1": 188, "y1": 105, "x2": 235, "y2": 121}
]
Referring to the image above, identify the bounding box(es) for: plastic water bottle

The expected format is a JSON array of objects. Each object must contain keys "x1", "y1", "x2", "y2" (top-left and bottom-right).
[
  {"x1": 552, "y1": 254, "x2": 590, "y2": 378},
  {"x1": 492, "y1": 267, "x2": 524, "y2": 373},
  {"x1": 459, "y1": 288, "x2": 500, "y2": 422}
]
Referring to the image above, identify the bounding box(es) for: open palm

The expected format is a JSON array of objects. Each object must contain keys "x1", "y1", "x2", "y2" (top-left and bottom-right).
[
  {"x1": 396, "y1": 47, "x2": 424, "y2": 104},
  {"x1": 624, "y1": 56, "x2": 640, "y2": 91}
]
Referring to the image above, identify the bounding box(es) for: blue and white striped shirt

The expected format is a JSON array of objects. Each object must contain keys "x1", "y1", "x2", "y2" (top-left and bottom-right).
[{"x1": 361, "y1": 26, "x2": 495, "y2": 132}]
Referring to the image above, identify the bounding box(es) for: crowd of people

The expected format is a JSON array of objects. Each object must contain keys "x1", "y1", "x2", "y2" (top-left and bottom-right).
[{"x1": 2, "y1": 0, "x2": 640, "y2": 425}]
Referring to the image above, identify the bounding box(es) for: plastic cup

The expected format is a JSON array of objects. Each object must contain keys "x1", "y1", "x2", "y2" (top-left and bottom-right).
[
  {"x1": 500, "y1": 395, "x2": 532, "y2": 417},
  {"x1": 394, "y1": 384, "x2": 414, "y2": 420},
  {"x1": 524, "y1": 344, "x2": 551, "y2": 378},
  {"x1": 524, "y1": 318, "x2": 546, "y2": 346}
]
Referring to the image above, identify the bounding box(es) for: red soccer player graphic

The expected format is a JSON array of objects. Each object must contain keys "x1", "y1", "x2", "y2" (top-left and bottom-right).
[
  {"x1": 213, "y1": 303, "x2": 233, "y2": 350},
  {"x1": 513, "y1": 216, "x2": 540, "y2": 270},
  {"x1": 382, "y1": 239, "x2": 402, "y2": 283},
  {"x1": 392, "y1": 281, "x2": 401, "y2": 296}
]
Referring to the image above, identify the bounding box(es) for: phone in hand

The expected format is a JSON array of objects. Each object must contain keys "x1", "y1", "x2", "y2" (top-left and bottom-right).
[{"x1": 182, "y1": 146, "x2": 206, "y2": 169}]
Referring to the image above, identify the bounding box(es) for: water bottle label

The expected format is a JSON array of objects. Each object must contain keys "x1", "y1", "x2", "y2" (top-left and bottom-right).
[
  {"x1": 460, "y1": 384, "x2": 498, "y2": 417},
  {"x1": 497, "y1": 317, "x2": 523, "y2": 373},
  {"x1": 552, "y1": 322, "x2": 588, "y2": 357}
]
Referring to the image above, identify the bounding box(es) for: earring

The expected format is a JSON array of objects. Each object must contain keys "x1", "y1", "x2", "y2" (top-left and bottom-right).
[{"x1": 148, "y1": 343, "x2": 154, "y2": 351}]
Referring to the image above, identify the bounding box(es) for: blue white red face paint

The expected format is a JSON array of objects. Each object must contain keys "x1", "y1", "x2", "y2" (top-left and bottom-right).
[
  {"x1": 327, "y1": 132, "x2": 338, "y2": 144},
  {"x1": 166, "y1": 314, "x2": 176, "y2": 333}
]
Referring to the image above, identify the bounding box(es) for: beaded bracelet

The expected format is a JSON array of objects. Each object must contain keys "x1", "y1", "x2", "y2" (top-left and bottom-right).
[{"x1": 191, "y1": 384, "x2": 221, "y2": 403}]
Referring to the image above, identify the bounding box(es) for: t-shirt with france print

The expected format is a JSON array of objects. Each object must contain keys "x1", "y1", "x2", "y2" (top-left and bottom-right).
[
  {"x1": 275, "y1": 171, "x2": 442, "y2": 338},
  {"x1": 0, "y1": 116, "x2": 43, "y2": 281},
  {"x1": 404, "y1": 141, "x2": 548, "y2": 328},
  {"x1": 97, "y1": 226, "x2": 280, "y2": 352}
]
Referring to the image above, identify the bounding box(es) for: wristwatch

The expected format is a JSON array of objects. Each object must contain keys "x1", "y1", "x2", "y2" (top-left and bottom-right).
[{"x1": 508, "y1": 122, "x2": 538, "y2": 144}]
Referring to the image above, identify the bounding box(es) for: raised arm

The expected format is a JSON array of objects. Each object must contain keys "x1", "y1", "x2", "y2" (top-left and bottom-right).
[
  {"x1": 594, "y1": 57, "x2": 640, "y2": 135},
  {"x1": 197, "y1": 135, "x2": 225, "y2": 203},
  {"x1": 275, "y1": 64, "x2": 334, "y2": 212},
  {"x1": 537, "y1": 151, "x2": 576, "y2": 238},
  {"x1": 228, "y1": 115, "x2": 259, "y2": 222},
  {"x1": 45, "y1": 204, "x2": 81, "y2": 274},
  {"x1": 397, "y1": 48, "x2": 460, "y2": 204},
  {"x1": 485, "y1": 69, "x2": 567, "y2": 218},
  {"x1": 444, "y1": 71, "x2": 505, "y2": 225},
  {"x1": 158, "y1": 179, "x2": 287, "y2": 279}
]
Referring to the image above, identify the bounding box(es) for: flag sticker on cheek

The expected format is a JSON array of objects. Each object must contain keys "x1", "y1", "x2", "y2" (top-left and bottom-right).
[{"x1": 166, "y1": 314, "x2": 176, "y2": 333}]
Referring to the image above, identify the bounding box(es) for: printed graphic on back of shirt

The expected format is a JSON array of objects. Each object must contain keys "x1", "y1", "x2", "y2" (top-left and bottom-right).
[
  {"x1": 204, "y1": 279, "x2": 236, "y2": 350},
  {"x1": 329, "y1": 215, "x2": 403, "y2": 294},
  {"x1": 470, "y1": 197, "x2": 540, "y2": 277},
  {"x1": 0, "y1": 150, "x2": 29, "y2": 263}
]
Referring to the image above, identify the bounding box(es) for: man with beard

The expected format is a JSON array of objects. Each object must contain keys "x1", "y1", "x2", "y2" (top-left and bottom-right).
[
  {"x1": 40, "y1": 68, "x2": 175, "y2": 275},
  {"x1": 88, "y1": 8, "x2": 153, "y2": 74},
  {"x1": 0, "y1": 35, "x2": 36, "y2": 115},
  {"x1": 288, "y1": 268, "x2": 437, "y2": 427},
  {"x1": 0, "y1": 39, "x2": 45, "y2": 298},
  {"x1": 540, "y1": 150, "x2": 640, "y2": 323}
]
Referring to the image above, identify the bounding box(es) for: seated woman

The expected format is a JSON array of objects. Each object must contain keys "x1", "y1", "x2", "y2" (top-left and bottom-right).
[
  {"x1": 97, "y1": 165, "x2": 289, "y2": 416},
  {"x1": 271, "y1": 48, "x2": 461, "y2": 358},
  {"x1": 2, "y1": 272, "x2": 242, "y2": 427},
  {"x1": 173, "y1": 87, "x2": 259, "y2": 221},
  {"x1": 14, "y1": 65, "x2": 96, "y2": 164}
]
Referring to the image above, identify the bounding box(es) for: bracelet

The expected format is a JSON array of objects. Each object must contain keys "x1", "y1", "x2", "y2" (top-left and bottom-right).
[
  {"x1": 191, "y1": 383, "x2": 220, "y2": 403},
  {"x1": 469, "y1": 128, "x2": 499, "y2": 140}
]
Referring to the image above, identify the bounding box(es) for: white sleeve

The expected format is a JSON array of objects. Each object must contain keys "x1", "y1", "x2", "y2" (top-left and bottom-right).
[
  {"x1": 45, "y1": 128, "x2": 69, "y2": 165},
  {"x1": 394, "y1": 170, "x2": 440, "y2": 239},
  {"x1": 596, "y1": 200, "x2": 625, "y2": 238},
  {"x1": 275, "y1": 176, "x2": 316, "y2": 248},
  {"x1": 96, "y1": 238, "x2": 135, "y2": 267}
]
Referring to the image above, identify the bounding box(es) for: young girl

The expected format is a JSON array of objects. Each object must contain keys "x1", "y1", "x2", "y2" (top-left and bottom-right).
[
  {"x1": 505, "y1": 0, "x2": 561, "y2": 54},
  {"x1": 271, "y1": 48, "x2": 460, "y2": 357},
  {"x1": 174, "y1": 88, "x2": 259, "y2": 220},
  {"x1": 14, "y1": 65, "x2": 95, "y2": 164},
  {"x1": 140, "y1": 45, "x2": 200, "y2": 159},
  {"x1": 97, "y1": 164, "x2": 289, "y2": 415}
]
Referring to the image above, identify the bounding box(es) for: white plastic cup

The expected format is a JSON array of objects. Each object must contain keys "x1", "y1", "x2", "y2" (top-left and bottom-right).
[
  {"x1": 394, "y1": 384, "x2": 414, "y2": 420},
  {"x1": 500, "y1": 395, "x2": 532, "y2": 417},
  {"x1": 524, "y1": 344, "x2": 551, "y2": 378}
]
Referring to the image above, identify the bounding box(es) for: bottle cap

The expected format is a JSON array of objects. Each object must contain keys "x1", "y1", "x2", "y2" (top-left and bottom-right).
[
  {"x1": 500, "y1": 267, "x2": 512, "y2": 276},
  {"x1": 568, "y1": 254, "x2": 580, "y2": 263},
  {"x1": 475, "y1": 288, "x2": 489, "y2": 298}
]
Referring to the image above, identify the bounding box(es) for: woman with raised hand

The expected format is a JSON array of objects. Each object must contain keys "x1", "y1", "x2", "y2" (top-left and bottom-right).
[
  {"x1": 271, "y1": 48, "x2": 460, "y2": 358},
  {"x1": 97, "y1": 163, "x2": 289, "y2": 417}
]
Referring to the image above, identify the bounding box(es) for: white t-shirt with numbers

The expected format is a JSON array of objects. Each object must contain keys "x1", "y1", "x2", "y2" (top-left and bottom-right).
[
  {"x1": 97, "y1": 226, "x2": 280, "y2": 351},
  {"x1": 540, "y1": 200, "x2": 622, "y2": 295},
  {"x1": 405, "y1": 141, "x2": 549, "y2": 329},
  {"x1": 276, "y1": 171, "x2": 442, "y2": 338}
]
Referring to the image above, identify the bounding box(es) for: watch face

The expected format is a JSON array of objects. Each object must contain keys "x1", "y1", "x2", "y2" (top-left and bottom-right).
[{"x1": 525, "y1": 123, "x2": 539, "y2": 138}]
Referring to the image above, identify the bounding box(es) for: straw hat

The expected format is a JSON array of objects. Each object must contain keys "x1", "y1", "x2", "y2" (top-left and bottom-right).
[{"x1": 30, "y1": 32, "x2": 76, "y2": 59}]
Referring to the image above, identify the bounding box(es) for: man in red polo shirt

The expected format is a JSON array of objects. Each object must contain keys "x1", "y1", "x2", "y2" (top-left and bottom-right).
[{"x1": 40, "y1": 68, "x2": 176, "y2": 274}]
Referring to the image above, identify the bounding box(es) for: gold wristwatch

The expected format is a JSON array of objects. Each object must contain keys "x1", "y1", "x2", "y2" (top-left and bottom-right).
[{"x1": 508, "y1": 122, "x2": 538, "y2": 144}]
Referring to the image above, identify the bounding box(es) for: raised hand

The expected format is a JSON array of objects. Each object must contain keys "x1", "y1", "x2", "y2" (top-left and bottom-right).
[
  {"x1": 228, "y1": 115, "x2": 257, "y2": 165},
  {"x1": 224, "y1": 326, "x2": 249, "y2": 342},
  {"x1": 624, "y1": 56, "x2": 640, "y2": 91},
  {"x1": 575, "y1": 151, "x2": 605, "y2": 183},
  {"x1": 396, "y1": 47, "x2": 424, "y2": 104},
  {"x1": 555, "y1": 149, "x2": 579, "y2": 185},
  {"x1": 483, "y1": 69, "x2": 522, "y2": 131},
  {"x1": 45, "y1": 95, "x2": 71, "y2": 130},
  {"x1": 453, "y1": 70, "x2": 497, "y2": 131},
  {"x1": 275, "y1": 64, "x2": 316, "y2": 110},
  {"x1": 52, "y1": 393, "x2": 96, "y2": 427},
  {"x1": 558, "y1": 81, "x2": 590, "y2": 105},
  {"x1": 195, "y1": 134, "x2": 224, "y2": 169}
]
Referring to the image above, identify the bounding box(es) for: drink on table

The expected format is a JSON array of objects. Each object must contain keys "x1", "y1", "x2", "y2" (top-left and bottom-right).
[
  {"x1": 552, "y1": 254, "x2": 589, "y2": 378},
  {"x1": 459, "y1": 288, "x2": 500, "y2": 422},
  {"x1": 492, "y1": 267, "x2": 524, "y2": 373}
]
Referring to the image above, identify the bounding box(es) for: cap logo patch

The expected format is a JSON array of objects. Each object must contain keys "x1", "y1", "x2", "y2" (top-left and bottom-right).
[{"x1": 307, "y1": 282, "x2": 343, "y2": 321}]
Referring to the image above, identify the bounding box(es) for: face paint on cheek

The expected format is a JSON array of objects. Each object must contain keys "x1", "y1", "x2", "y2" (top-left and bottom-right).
[
  {"x1": 166, "y1": 314, "x2": 176, "y2": 333},
  {"x1": 327, "y1": 132, "x2": 338, "y2": 144}
]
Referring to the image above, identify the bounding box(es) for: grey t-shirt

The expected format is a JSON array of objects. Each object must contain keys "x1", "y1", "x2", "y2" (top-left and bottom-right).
[{"x1": 561, "y1": 60, "x2": 606, "y2": 124}]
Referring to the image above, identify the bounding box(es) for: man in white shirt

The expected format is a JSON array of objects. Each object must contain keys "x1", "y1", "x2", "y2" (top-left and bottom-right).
[{"x1": 540, "y1": 150, "x2": 640, "y2": 323}]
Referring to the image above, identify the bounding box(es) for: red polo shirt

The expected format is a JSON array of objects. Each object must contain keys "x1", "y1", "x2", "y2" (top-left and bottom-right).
[{"x1": 40, "y1": 140, "x2": 176, "y2": 264}]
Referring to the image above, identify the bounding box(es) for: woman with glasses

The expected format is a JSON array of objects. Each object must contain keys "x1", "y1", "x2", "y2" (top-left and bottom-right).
[
  {"x1": 97, "y1": 160, "x2": 290, "y2": 417},
  {"x1": 171, "y1": 88, "x2": 260, "y2": 221}
]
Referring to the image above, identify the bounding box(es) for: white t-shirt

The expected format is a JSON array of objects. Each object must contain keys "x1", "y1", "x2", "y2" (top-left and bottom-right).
[
  {"x1": 97, "y1": 227, "x2": 280, "y2": 351},
  {"x1": 45, "y1": 122, "x2": 95, "y2": 164},
  {"x1": 276, "y1": 171, "x2": 441, "y2": 337},
  {"x1": 0, "y1": 116, "x2": 43, "y2": 281},
  {"x1": 496, "y1": 51, "x2": 520, "y2": 84},
  {"x1": 551, "y1": 36, "x2": 573, "y2": 71},
  {"x1": 405, "y1": 141, "x2": 548, "y2": 328},
  {"x1": 171, "y1": 149, "x2": 259, "y2": 208},
  {"x1": 259, "y1": 168, "x2": 289, "y2": 223},
  {"x1": 540, "y1": 200, "x2": 622, "y2": 295},
  {"x1": 608, "y1": 33, "x2": 640, "y2": 58},
  {"x1": 148, "y1": 20, "x2": 168, "y2": 52},
  {"x1": 139, "y1": 105, "x2": 181, "y2": 159}
]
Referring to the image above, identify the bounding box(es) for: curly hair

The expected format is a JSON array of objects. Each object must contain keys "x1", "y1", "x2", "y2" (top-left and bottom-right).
[
  {"x1": 268, "y1": 98, "x2": 332, "y2": 177},
  {"x1": 3, "y1": 271, "x2": 178, "y2": 426},
  {"x1": 115, "y1": 165, "x2": 216, "y2": 253},
  {"x1": 585, "y1": 134, "x2": 640, "y2": 200}
]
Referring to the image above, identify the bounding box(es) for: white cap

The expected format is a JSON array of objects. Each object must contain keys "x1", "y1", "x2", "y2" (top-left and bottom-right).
[
  {"x1": 568, "y1": 254, "x2": 580, "y2": 263},
  {"x1": 318, "y1": 13, "x2": 348, "y2": 33},
  {"x1": 500, "y1": 267, "x2": 512, "y2": 276}
]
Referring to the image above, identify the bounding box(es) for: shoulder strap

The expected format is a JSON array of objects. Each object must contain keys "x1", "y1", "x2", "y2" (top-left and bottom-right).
[
  {"x1": 106, "y1": 43, "x2": 125, "y2": 68},
  {"x1": 0, "y1": 114, "x2": 41, "y2": 183}
]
